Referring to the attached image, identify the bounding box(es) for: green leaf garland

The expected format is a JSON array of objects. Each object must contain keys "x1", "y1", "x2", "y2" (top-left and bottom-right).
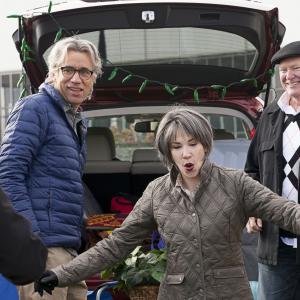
[
  {"x1": 108, "y1": 67, "x2": 118, "y2": 81},
  {"x1": 138, "y1": 80, "x2": 148, "y2": 93},
  {"x1": 54, "y1": 29, "x2": 63, "y2": 43},
  {"x1": 48, "y1": 1, "x2": 53, "y2": 13},
  {"x1": 122, "y1": 74, "x2": 133, "y2": 83},
  {"x1": 193, "y1": 89, "x2": 200, "y2": 104},
  {"x1": 164, "y1": 83, "x2": 174, "y2": 96}
]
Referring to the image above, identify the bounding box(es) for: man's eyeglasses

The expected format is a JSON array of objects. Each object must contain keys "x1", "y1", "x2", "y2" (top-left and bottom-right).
[{"x1": 60, "y1": 66, "x2": 94, "y2": 81}]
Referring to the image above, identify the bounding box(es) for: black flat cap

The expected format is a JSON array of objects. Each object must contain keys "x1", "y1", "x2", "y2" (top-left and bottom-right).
[{"x1": 271, "y1": 41, "x2": 300, "y2": 65}]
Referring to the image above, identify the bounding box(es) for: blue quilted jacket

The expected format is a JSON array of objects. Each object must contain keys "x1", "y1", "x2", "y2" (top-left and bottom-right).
[{"x1": 0, "y1": 83, "x2": 87, "y2": 250}]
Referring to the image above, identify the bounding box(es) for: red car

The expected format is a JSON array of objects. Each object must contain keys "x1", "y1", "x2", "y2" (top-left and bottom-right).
[{"x1": 12, "y1": 0, "x2": 285, "y2": 295}]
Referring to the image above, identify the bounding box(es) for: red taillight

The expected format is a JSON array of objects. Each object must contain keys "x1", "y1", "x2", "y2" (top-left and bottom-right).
[{"x1": 249, "y1": 128, "x2": 256, "y2": 139}]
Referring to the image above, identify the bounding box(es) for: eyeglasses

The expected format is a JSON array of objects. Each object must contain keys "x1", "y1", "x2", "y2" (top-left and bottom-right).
[{"x1": 60, "y1": 66, "x2": 94, "y2": 81}]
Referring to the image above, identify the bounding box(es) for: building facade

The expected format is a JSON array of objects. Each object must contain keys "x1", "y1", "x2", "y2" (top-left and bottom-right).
[{"x1": 0, "y1": 71, "x2": 22, "y2": 138}]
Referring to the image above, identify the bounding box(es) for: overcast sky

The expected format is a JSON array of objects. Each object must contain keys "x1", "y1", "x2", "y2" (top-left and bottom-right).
[{"x1": 0, "y1": 0, "x2": 298, "y2": 72}]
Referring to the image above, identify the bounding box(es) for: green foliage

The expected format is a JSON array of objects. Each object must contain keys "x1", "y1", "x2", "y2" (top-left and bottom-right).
[
  {"x1": 19, "y1": 87, "x2": 26, "y2": 99},
  {"x1": 240, "y1": 78, "x2": 258, "y2": 88},
  {"x1": 108, "y1": 67, "x2": 118, "y2": 80},
  {"x1": 6, "y1": 15, "x2": 21, "y2": 18},
  {"x1": 54, "y1": 29, "x2": 63, "y2": 43},
  {"x1": 164, "y1": 83, "x2": 174, "y2": 96},
  {"x1": 220, "y1": 87, "x2": 227, "y2": 100},
  {"x1": 211, "y1": 85, "x2": 228, "y2": 99},
  {"x1": 193, "y1": 88, "x2": 199, "y2": 103},
  {"x1": 122, "y1": 74, "x2": 133, "y2": 83},
  {"x1": 48, "y1": 1, "x2": 53, "y2": 13},
  {"x1": 101, "y1": 246, "x2": 167, "y2": 292},
  {"x1": 138, "y1": 80, "x2": 148, "y2": 93},
  {"x1": 267, "y1": 68, "x2": 275, "y2": 77},
  {"x1": 16, "y1": 73, "x2": 25, "y2": 88}
]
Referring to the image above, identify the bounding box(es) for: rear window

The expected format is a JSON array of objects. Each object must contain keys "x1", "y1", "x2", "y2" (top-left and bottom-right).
[{"x1": 43, "y1": 27, "x2": 257, "y2": 72}]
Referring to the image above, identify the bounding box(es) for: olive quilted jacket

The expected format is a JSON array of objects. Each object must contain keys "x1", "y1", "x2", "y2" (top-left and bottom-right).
[{"x1": 53, "y1": 160, "x2": 300, "y2": 299}]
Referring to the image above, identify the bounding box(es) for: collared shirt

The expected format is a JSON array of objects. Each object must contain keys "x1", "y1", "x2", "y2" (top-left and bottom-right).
[
  {"x1": 62, "y1": 100, "x2": 83, "y2": 136},
  {"x1": 277, "y1": 91, "x2": 300, "y2": 115},
  {"x1": 175, "y1": 174, "x2": 199, "y2": 201},
  {"x1": 277, "y1": 92, "x2": 300, "y2": 248}
]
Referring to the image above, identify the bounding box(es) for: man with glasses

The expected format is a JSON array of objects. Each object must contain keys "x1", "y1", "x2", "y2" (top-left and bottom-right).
[
  {"x1": 245, "y1": 41, "x2": 300, "y2": 300},
  {"x1": 0, "y1": 37, "x2": 102, "y2": 300}
]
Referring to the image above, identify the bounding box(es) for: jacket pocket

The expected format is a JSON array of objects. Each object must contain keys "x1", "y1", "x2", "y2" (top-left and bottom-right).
[
  {"x1": 165, "y1": 274, "x2": 185, "y2": 284},
  {"x1": 259, "y1": 141, "x2": 276, "y2": 186},
  {"x1": 213, "y1": 266, "x2": 245, "y2": 278},
  {"x1": 161, "y1": 274, "x2": 185, "y2": 299},
  {"x1": 259, "y1": 141, "x2": 274, "y2": 152},
  {"x1": 213, "y1": 266, "x2": 250, "y2": 299}
]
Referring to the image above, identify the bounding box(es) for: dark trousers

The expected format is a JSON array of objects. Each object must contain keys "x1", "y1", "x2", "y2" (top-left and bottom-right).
[{"x1": 258, "y1": 240, "x2": 300, "y2": 300}]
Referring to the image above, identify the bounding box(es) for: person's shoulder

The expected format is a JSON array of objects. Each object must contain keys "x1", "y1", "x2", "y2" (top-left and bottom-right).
[
  {"x1": 149, "y1": 173, "x2": 169, "y2": 186},
  {"x1": 260, "y1": 100, "x2": 280, "y2": 116},
  {"x1": 144, "y1": 173, "x2": 169, "y2": 193},
  {"x1": 16, "y1": 89, "x2": 52, "y2": 114},
  {"x1": 18, "y1": 90, "x2": 46, "y2": 104},
  {"x1": 212, "y1": 163, "x2": 237, "y2": 172},
  {"x1": 212, "y1": 163, "x2": 244, "y2": 180}
]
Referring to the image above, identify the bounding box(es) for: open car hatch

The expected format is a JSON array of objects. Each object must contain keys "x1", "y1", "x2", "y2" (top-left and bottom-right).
[{"x1": 13, "y1": 0, "x2": 285, "y2": 105}]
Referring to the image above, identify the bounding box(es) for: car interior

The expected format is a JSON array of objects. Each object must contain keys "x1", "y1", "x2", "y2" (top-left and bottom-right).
[{"x1": 82, "y1": 108, "x2": 252, "y2": 218}]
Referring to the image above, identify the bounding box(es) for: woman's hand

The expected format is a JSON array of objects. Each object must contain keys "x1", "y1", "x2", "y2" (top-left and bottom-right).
[{"x1": 34, "y1": 270, "x2": 58, "y2": 296}]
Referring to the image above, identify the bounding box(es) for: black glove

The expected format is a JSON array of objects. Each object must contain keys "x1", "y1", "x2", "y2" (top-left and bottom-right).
[{"x1": 34, "y1": 270, "x2": 58, "y2": 296}]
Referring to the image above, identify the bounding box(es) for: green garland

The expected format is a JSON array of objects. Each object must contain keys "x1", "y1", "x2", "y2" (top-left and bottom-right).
[
  {"x1": 7, "y1": 1, "x2": 275, "y2": 102},
  {"x1": 7, "y1": 15, "x2": 34, "y2": 98}
]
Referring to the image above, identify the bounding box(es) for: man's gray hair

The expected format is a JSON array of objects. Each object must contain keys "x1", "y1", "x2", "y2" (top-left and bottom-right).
[
  {"x1": 46, "y1": 37, "x2": 102, "y2": 84},
  {"x1": 155, "y1": 106, "x2": 213, "y2": 169}
]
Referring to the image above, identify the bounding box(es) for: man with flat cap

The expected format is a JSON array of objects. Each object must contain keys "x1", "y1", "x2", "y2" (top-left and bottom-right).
[{"x1": 245, "y1": 41, "x2": 300, "y2": 300}]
